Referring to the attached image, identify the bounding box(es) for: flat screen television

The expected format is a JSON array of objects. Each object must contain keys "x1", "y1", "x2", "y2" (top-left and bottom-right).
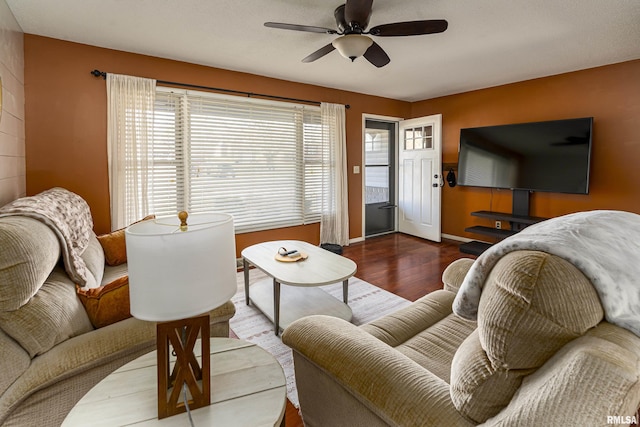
[{"x1": 457, "y1": 117, "x2": 593, "y2": 195}]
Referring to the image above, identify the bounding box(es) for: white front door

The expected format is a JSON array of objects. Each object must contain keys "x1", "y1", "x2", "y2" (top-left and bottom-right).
[{"x1": 398, "y1": 114, "x2": 442, "y2": 242}]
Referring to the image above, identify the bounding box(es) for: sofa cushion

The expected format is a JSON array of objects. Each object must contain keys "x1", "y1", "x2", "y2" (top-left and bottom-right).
[
  {"x1": 484, "y1": 322, "x2": 640, "y2": 426},
  {"x1": 97, "y1": 215, "x2": 155, "y2": 266},
  {"x1": 0, "y1": 316, "x2": 156, "y2": 421},
  {"x1": 0, "y1": 188, "x2": 95, "y2": 287},
  {"x1": 77, "y1": 276, "x2": 131, "y2": 328},
  {"x1": 363, "y1": 289, "x2": 477, "y2": 384},
  {"x1": 397, "y1": 313, "x2": 476, "y2": 384},
  {"x1": 479, "y1": 251, "x2": 603, "y2": 368},
  {"x1": 97, "y1": 229, "x2": 128, "y2": 266},
  {"x1": 450, "y1": 250, "x2": 604, "y2": 423},
  {"x1": 0, "y1": 217, "x2": 60, "y2": 311},
  {"x1": 0, "y1": 329, "x2": 30, "y2": 398},
  {"x1": 362, "y1": 289, "x2": 457, "y2": 347},
  {"x1": 450, "y1": 329, "x2": 534, "y2": 420},
  {"x1": 0, "y1": 267, "x2": 94, "y2": 357},
  {"x1": 80, "y1": 233, "x2": 105, "y2": 289},
  {"x1": 102, "y1": 263, "x2": 128, "y2": 285}
]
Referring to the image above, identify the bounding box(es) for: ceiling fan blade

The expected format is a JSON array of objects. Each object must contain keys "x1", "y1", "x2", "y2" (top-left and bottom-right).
[
  {"x1": 334, "y1": 5, "x2": 348, "y2": 33},
  {"x1": 344, "y1": 0, "x2": 373, "y2": 29},
  {"x1": 302, "y1": 43, "x2": 336, "y2": 63},
  {"x1": 363, "y1": 41, "x2": 390, "y2": 68},
  {"x1": 369, "y1": 19, "x2": 448, "y2": 37},
  {"x1": 264, "y1": 22, "x2": 336, "y2": 34}
]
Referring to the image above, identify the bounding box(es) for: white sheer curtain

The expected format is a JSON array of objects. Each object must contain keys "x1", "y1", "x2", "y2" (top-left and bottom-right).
[
  {"x1": 106, "y1": 74, "x2": 156, "y2": 230},
  {"x1": 320, "y1": 102, "x2": 349, "y2": 246}
]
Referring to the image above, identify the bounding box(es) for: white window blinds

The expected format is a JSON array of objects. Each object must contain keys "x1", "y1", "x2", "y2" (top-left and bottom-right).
[{"x1": 150, "y1": 88, "x2": 323, "y2": 233}]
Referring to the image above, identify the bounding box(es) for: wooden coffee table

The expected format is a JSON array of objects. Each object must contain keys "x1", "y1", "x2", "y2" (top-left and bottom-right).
[
  {"x1": 242, "y1": 240, "x2": 357, "y2": 335},
  {"x1": 61, "y1": 338, "x2": 286, "y2": 426}
]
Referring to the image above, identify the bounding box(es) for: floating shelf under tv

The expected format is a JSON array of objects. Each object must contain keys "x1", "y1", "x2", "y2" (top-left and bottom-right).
[{"x1": 459, "y1": 197, "x2": 548, "y2": 256}]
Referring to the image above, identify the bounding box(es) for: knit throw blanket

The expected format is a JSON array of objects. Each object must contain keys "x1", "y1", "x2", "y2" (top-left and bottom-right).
[
  {"x1": 0, "y1": 188, "x2": 94, "y2": 287},
  {"x1": 453, "y1": 210, "x2": 640, "y2": 337}
]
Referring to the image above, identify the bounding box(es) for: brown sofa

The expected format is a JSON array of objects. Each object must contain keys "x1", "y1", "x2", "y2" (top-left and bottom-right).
[
  {"x1": 0, "y1": 193, "x2": 236, "y2": 426},
  {"x1": 283, "y1": 252, "x2": 640, "y2": 426}
]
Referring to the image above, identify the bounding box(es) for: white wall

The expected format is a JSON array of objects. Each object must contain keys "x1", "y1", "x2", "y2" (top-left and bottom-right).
[{"x1": 0, "y1": 0, "x2": 25, "y2": 206}]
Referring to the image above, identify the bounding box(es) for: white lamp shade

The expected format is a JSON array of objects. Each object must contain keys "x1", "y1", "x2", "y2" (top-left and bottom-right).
[
  {"x1": 332, "y1": 34, "x2": 373, "y2": 60},
  {"x1": 125, "y1": 213, "x2": 236, "y2": 322}
]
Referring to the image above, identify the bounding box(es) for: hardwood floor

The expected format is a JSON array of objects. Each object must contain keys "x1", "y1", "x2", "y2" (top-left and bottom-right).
[
  {"x1": 342, "y1": 233, "x2": 474, "y2": 301},
  {"x1": 281, "y1": 233, "x2": 474, "y2": 426}
]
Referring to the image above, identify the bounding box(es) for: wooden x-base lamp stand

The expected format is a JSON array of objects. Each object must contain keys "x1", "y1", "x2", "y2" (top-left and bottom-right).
[{"x1": 156, "y1": 314, "x2": 210, "y2": 419}]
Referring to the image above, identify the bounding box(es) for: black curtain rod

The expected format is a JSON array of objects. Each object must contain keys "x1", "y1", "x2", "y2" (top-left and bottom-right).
[{"x1": 90, "y1": 69, "x2": 350, "y2": 109}]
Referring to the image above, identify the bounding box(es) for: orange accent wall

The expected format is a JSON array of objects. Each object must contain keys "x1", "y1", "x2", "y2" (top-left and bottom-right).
[
  {"x1": 23, "y1": 35, "x2": 410, "y2": 255},
  {"x1": 410, "y1": 59, "x2": 640, "y2": 241},
  {"x1": 23, "y1": 34, "x2": 640, "y2": 253}
]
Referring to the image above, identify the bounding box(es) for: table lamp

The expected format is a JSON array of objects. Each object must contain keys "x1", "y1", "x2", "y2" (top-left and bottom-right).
[{"x1": 125, "y1": 211, "x2": 236, "y2": 419}]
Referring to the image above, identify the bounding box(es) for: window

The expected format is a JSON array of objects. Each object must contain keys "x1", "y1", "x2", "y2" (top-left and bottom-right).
[
  {"x1": 149, "y1": 88, "x2": 323, "y2": 233},
  {"x1": 404, "y1": 125, "x2": 433, "y2": 150}
]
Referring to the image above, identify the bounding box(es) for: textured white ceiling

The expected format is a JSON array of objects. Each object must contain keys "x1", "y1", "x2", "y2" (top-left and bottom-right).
[{"x1": 7, "y1": 0, "x2": 640, "y2": 101}]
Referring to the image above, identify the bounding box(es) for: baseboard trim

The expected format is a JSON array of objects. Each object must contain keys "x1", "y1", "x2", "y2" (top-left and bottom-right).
[
  {"x1": 441, "y1": 233, "x2": 491, "y2": 244},
  {"x1": 441, "y1": 233, "x2": 470, "y2": 243},
  {"x1": 351, "y1": 233, "x2": 483, "y2": 244}
]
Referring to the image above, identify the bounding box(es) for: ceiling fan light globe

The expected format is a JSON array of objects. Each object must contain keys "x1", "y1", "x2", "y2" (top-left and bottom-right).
[{"x1": 332, "y1": 34, "x2": 373, "y2": 61}]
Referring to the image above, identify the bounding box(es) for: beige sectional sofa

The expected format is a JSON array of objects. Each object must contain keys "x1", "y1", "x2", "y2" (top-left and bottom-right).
[
  {"x1": 0, "y1": 192, "x2": 235, "y2": 426},
  {"x1": 284, "y1": 249, "x2": 640, "y2": 426}
]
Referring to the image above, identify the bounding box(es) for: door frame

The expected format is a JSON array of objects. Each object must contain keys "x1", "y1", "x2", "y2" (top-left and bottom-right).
[{"x1": 361, "y1": 113, "x2": 403, "y2": 240}]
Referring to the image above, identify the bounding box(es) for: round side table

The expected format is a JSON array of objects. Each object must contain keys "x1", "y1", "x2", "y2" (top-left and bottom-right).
[{"x1": 62, "y1": 338, "x2": 286, "y2": 426}]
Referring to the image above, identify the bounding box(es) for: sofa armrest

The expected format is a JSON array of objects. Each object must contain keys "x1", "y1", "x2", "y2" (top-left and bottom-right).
[
  {"x1": 282, "y1": 315, "x2": 473, "y2": 427},
  {"x1": 442, "y1": 258, "x2": 475, "y2": 294}
]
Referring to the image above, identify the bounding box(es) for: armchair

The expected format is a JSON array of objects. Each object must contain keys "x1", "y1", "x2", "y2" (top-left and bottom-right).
[{"x1": 283, "y1": 213, "x2": 640, "y2": 426}]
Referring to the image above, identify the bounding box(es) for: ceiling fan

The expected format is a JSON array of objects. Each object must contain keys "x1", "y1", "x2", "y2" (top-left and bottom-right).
[{"x1": 264, "y1": 0, "x2": 448, "y2": 68}]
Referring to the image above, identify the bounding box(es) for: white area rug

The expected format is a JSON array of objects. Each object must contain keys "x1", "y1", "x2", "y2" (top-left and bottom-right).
[{"x1": 230, "y1": 269, "x2": 411, "y2": 408}]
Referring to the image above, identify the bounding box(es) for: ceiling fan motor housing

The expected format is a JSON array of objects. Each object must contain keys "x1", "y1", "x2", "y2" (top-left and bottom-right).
[{"x1": 335, "y1": 4, "x2": 371, "y2": 34}]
